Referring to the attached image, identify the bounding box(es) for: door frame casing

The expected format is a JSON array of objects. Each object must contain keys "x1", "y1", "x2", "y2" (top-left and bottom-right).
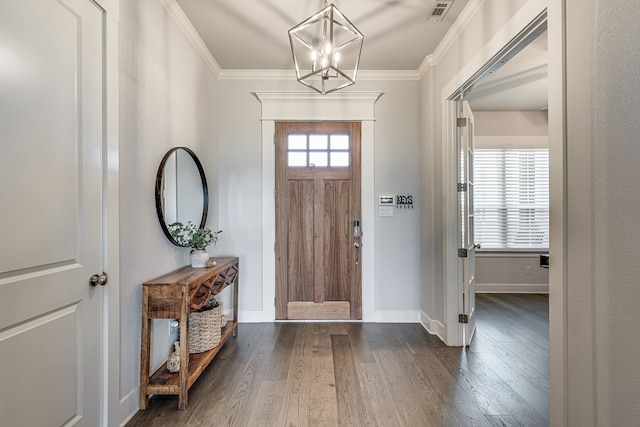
[
  {"x1": 99, "y1": 0, "x2": 121, "y2": 425},
  {"x1": 254, "y1": 92, "x2": 382, "y2": 323}
]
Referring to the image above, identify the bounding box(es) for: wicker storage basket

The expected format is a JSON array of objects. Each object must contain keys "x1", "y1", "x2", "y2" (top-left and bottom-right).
[{"x1": 187, "y1": 299, "x2": 222, "y2": 354}]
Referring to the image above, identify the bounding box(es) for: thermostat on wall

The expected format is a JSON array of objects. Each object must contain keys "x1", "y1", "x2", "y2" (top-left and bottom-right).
[{"x1": 379, "y1": 194, "x2": 396, "y2": 205}]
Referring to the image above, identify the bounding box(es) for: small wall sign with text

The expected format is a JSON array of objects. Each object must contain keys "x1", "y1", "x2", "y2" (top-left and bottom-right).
[
  {"x1": 379, "y1": 194, "x2": 396, "y2": 206},
  {"x1": 396, "y1": 195, "x2": 414, "y2": 209}
]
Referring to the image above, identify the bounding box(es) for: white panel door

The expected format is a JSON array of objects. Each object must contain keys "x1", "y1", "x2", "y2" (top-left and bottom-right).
[
  {"x1": 0, "y1": 0, "x2": 105, "y2": 425},
  {"x1": 457, "y1": 100, "x2": 477, "y2": 345}
]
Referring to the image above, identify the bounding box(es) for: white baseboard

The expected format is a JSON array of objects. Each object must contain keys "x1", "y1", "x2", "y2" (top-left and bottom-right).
[
  {"x1": 239, "y1": 310, "x2": 422, "y2": 323},
  {"x1": 373, "y1": 310, "x2": 420, "y2": 323},
  {"x1": 239, "y1": 310, "x2": 274, "y2": 323},
  {"x1": 419, "y1": 311, "x2": 446, "y2": 342},
  {"x1": 476, "y1": 283, "x2": 549, "y2": 293},
  {"x1": 119, "y1": 387, "x2": 140, "y2": 427}
]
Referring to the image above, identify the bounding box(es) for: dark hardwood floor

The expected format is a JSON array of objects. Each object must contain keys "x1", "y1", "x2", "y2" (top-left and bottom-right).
[{"x1": 127, "y1": 294, "x2": 549, "y2": 426}]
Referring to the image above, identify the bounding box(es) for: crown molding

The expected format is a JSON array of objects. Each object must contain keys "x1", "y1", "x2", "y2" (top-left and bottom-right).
[
  {"x1": 160, "y1": 0, "x2": 221, "y2": 77},
  {"x1": 218, "y1": 69, "x2": 295, "y2": 80},
  {"x1": 219, "y1": 69, "x2": 419, "y2": 81},
  {"x1": 358, "y1": 70, "x2": 420, "y2": 80},
  {"x1": 418, "y1": 0, "x2": 486, "y2": 78}
]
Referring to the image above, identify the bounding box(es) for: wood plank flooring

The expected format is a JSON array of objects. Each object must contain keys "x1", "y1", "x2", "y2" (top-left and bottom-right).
[{"x1": 127, "y1": 294, "x2": 549, "y2": 426}]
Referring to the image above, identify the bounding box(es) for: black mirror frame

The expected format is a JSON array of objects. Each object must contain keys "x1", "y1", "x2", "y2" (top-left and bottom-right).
[{"x1": 155, "y1": 146, "x2": 209, "y2": 247}]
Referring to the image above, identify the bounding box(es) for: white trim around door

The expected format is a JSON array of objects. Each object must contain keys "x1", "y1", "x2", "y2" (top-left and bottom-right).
[{"x1": 253, "y1": 91, "x2": 382, "y2": 323}]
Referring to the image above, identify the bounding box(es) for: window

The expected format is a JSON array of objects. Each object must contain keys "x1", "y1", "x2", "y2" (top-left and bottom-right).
[
  {"x1": 287, "y1": 133, "x2": 350, "y2": 167},
  {"x1": 473, "y1": 148, "x2": 549, "y2": 250}
]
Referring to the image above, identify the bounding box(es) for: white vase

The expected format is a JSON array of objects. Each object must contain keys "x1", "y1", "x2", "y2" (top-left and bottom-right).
[
  {"x1": 167, "y1": 341, "x2": 180, "y2": 373},
  {"x1": 190, "y1": 250, "x2": 209, "y2": 267}
]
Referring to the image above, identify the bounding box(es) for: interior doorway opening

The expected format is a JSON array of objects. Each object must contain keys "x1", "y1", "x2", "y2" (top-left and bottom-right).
[
  {"x1": 441, "y1": 6, "x2": 554, "y2": 420},
  {"x1": 445, "y1": 9, "x2": 548, "y2": 347},
  {"x1": 442, "y1": 6, "x2": 568, "y2": 424}
]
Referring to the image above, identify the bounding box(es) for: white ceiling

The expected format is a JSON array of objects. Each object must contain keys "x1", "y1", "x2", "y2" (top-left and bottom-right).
[
  {"x1": 176, "y1": 0, "x2": 548, "y2": 110},
  {"x1": 177, "y1": 0, "x2": 470, "y2": 70}
]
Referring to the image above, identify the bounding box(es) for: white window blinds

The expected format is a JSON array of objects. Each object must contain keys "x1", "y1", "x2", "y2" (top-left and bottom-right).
[{"x1": 473, "y1": 148, "x2": 549, "y2": 250}]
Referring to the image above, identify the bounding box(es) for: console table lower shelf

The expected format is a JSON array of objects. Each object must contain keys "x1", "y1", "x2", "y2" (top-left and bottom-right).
[{"x1": 144, "y1": 322, "x2": 237, "y2": 398}]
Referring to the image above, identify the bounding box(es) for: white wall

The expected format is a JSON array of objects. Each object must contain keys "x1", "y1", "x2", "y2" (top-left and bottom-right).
[
  {"x1": 476, "y1": 253, "x2": 548, "y2": 293},
  {"x1": 565, "y1": 0, "x2": 640, "y2": 424},
  {"x1": 473, "y1": 110, "x2": 548, "y2": 136},
  {"x1": 118, "y1": 0, "x2": 219, "y2": 419},
  {"x1": 216, "y1": 78, "x2": 423, "y2": 321}
]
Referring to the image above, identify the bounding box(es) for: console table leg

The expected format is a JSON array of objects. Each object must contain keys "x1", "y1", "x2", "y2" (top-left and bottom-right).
[
  {"x1": 233, "y1": 271, "x2": 239, "y2": 337},
  {"x1": 178, "y1": 290, "x2": 189, "y2": 410},
  {"x1": 140, "y1": 289, "x2": 151, "y2": 410}
]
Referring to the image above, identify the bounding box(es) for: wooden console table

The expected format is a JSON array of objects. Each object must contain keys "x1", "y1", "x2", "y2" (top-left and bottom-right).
[{"x1": 140, "y1": 257, "x2": 239, "y2": 410}]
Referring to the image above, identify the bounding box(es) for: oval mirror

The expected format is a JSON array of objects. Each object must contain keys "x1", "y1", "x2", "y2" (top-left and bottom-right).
[{"x1": 155, "y1": 147, "x2": 209, "y2": 247}]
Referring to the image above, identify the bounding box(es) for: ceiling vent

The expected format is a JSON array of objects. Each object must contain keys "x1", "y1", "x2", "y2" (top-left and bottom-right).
[{"x1": 429, "y1": 1, "x2": 454, "y2": 22}]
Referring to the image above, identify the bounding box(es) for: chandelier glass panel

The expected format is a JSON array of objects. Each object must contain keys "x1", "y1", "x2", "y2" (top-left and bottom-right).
[{"x1": 289, "y1": 2, "x2": 364, "y2": 95}]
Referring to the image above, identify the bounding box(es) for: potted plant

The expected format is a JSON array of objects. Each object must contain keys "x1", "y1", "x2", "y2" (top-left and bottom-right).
[{"x1": 168, "y1": 221, "x2": 222, "y2": 267}]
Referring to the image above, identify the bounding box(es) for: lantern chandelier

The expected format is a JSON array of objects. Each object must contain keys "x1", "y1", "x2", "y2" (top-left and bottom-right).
[{"x1": 288, "y1": 1, "x2": 364, "y2": 95}]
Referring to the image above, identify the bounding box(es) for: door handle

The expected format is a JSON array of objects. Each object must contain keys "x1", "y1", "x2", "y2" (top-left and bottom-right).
[
  {"x1": 353, "y1": 220, "x2": 361, "y2": 238},
  {"x1": 89, "y1": 272, "x2": 108, "y2": 287},
  {"x1": 474, "y1": 243, "x2": 481, "y2": 249}
]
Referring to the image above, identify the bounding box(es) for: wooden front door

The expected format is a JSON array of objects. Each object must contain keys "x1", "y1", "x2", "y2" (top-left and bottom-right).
[
  {"x1": 275, "y1": 122, "x2": 362, "y2": 320},
  {"x1": 0, "y1": 1, "x2": 106, "y2": 425}
]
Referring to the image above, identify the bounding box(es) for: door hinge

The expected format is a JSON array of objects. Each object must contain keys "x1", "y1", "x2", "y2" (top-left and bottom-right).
[
  {"x1": 458, "y1": 248, "x2": 468, "y2": 258},
  {"x1": 457, "y1": 117, "x2": 468, "y2": 127},
  {"x1": 458, "y1": 314, "x2": 469, "y2": 323},
  {"x1": 457, "y1": 183, "x2": 467, "y2": 192}
]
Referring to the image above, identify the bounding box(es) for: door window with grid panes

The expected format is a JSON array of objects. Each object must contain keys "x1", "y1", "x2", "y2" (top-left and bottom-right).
[{"x1": 287, "y1": 133, "x2": 350, "y2": 167}]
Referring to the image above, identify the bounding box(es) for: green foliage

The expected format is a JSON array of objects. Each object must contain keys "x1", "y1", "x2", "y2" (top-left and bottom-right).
[{"x1": 168, "y1": 221, "x2": 222, "y2": 252}]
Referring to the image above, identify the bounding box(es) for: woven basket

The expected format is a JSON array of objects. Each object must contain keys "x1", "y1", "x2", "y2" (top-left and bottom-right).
[{"x1": 188, "y1": 300, "x2": 222, "y2": 354}]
